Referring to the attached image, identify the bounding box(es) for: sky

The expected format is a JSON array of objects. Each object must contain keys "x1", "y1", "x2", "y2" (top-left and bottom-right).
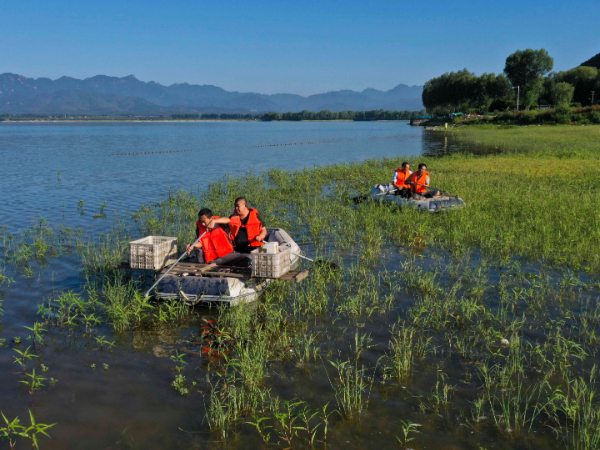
[{"x1": 1, "y1": 0, "x2": 598, "y2": 96}]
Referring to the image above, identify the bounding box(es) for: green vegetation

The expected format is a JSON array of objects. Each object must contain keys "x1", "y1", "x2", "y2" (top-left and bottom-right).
[
  {"x1": 3, "y1": 124, "x2": 600, "y2": 448},
  {"x1": 262, "y1": 109, "x2": 426, "y2": 121},
  {"x1": 453, "y1": 105, "x2": 600, "y2": 126},
  {"x1": 423, "y1": 70, "x2": 512, "y2": 114},
  {"x1": 424, "y1": 48, "x2": 600, "y2": 114}
]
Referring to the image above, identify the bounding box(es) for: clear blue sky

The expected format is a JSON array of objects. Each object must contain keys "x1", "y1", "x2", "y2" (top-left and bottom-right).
[{"x1": 1, "y1": 0, "x2": 598, "y2": 96}]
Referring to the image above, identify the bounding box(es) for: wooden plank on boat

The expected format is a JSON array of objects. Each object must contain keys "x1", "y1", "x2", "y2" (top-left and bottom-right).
[
  {"x1": 276, "y1": 270, "x2": 309, "y2": 282},
  {"x1": 200, "y1": 271, "x2": 248, "y2": 279},
  {"x1": 199, "y1": 263, "x2": 218, "y2": 273},
  {"x1": 155, "y1": 262, "x2": 307, "y2": 282}
]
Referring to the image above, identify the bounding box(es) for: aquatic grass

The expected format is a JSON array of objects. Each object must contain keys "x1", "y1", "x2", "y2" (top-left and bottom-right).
[
  {"x1": 327, "y1": 358, "x2": 375, "y2": 420},
  {"x1": 551, "y1": 366, "x2": 600, "y2": 449},
  {"x1": 0, "y1": 410, "x2": 55, "y2": 450},
  {"x1": 4, "y1": 124, "x2": 600, "y2": 447},
  {"x1": 102, "y1": 277, "x2": 153, "y2": 331},
  {"x1": 385, "y1": 323, "x2": 431, "y2": 383}
]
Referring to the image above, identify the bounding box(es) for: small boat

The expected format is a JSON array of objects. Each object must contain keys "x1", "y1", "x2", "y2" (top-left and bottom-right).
[
  {"x1": 153, "y1": 228, "x2": 306, "y2": 306},
  {"x1": 367, "y1": 184, "x2": 466, "y2": 212}
]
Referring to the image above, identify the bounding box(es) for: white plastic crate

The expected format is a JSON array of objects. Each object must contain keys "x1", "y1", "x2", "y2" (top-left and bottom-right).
[
  {"x1": 129, "y1": 236, "x2": 178, "y2": 270},
  {"x1": 251, "y1": 247, "x2": 291, "y2": 278}
]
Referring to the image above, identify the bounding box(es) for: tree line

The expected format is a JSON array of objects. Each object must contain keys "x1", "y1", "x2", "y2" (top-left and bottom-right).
[
  {"x1": 260, "y1": 109, "x2": 426, "y2": 121},
  {"x1": 171, "y1": 113, "x2": 256, "y2": 120},
  {"x1": 423, "y1": 48, "x2": 600, "y2": 114},
  {"x1": 170, "y1": 110, "x2": 426, "y2": 121}
]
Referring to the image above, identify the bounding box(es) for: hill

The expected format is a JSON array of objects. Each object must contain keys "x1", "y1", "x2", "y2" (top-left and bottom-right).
[
  {"x1": 581, "y1": 52, "x2": 600, "y2": 70},
  {"x1": 0, "y1": 73, "x2": 423, "y2": 115}
]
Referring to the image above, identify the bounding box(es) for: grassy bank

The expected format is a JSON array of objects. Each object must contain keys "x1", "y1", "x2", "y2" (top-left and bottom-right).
[{"x1": 451, "y1": 106, "x2": 600, "y2": 126}]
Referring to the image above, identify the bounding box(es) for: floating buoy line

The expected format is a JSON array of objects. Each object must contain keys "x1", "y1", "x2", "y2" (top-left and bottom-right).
[
  {"x1": 108, "y1": 149, "x2": 194, "y2": 156},
  {"x1": 250, "y1": 140, "x2": 340, "y2": 148}
]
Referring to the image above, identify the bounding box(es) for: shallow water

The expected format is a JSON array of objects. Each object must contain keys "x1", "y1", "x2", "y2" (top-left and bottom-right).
[
  {"x1": 0, "y1": 121, "x2": 429, "y2": 448},
  {"x1": 0, "y1": 124, "x2": 595, "y2": 449}
]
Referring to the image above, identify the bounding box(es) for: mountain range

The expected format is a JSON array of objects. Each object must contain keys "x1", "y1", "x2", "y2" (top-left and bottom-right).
[{"x1": 0, "y1": 73, "x2": 424, "y2": 116}]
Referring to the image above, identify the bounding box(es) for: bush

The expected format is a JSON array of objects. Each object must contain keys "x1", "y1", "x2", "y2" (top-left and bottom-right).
[
  {"x1": 518, "y1": 111, "x2": 539, "y2": 124},
  {"x1": 589, "y1": 111, "x2": 600, "y2": 124},
  {"x1": 552, "y1": 104, "x2": 573, "y2": 124}
]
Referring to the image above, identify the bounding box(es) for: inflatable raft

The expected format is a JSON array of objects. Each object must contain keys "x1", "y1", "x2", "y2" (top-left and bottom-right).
[
  {"x1": 368, "y1": 184, "x2": 466, "y2": 212},
  {"x1": 153, "y1": 228, "x2": 305, "y2": 306}
]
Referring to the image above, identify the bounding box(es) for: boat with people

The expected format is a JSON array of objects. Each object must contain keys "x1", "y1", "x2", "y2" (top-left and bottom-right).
[
  {"x1": 146, "y1": 228, "x2": 306, "y2": 306},
  {"x1": 366, "y1": 183, "x2": 466, "y2": 212}
]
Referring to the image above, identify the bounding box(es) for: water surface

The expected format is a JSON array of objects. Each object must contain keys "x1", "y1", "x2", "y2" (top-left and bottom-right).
[{"x1": 0, "y1": 121, "x2": 423, "y2": 232}]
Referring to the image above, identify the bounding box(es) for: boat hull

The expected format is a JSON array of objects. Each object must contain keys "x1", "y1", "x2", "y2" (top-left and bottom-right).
[
  {"x1": 369, "y1": 185, "x2": 466, "y2": 212},
  {"x1": 154, "y1": 228, "x2": 301, "y2": 306}
]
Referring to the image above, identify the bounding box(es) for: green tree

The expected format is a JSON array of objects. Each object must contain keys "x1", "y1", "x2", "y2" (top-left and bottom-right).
[
  {"x1": 553, "y1": 66, "x2": 600, "y2": 106},
  {"x1": 551, "y1": 82, "x2": 575, "y2": 107},
  {"x1": 422, "y1": 70, "x2": 511, "y2": 114},
  {"x1": 504, "y1": 48, "x2": 554, "y2": 88}
]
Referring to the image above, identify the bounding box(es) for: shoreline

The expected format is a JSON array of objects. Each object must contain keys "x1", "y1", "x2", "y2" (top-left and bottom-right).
[{"x1": 0, "y1": 119, "x2": 410, "y2": 124}]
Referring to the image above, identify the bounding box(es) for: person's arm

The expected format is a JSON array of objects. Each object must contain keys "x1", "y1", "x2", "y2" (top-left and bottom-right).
[
  {"x1": 186, "y1": 240, "x2": 203, "y2": 254},
  {"x1": 205, "y1": 216, "x2": 230, "y2": 230},
  {"x1": 254, "y1": 214, "x2": 268, "y2": 242},
  {"x1": 392, "y1": 170, "x2": 401, "y2": 189}
]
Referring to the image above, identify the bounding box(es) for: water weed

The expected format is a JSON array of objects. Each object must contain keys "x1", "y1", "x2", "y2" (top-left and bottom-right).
[{"x1": 3, "y1": 125, "x2": 600, "y2": 448}]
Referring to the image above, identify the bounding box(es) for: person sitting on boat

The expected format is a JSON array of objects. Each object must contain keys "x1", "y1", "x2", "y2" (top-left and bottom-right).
[
  {"x1": 186, "y1": 208, "x2": 247, "y2": 265},
  {"x1": 207, "y1": 197, "x2": 267, "y2": 254},
  {"x1": 406, "y1": 163, "x2": 441, "y2": 198},
  {"x1": 392, "y1": 162, "x2": 412, "y2": 199}
]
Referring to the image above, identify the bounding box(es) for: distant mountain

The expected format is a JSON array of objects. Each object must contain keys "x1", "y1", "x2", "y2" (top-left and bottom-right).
[
  {"x1": 580, "y1": 53, "x2": 600, "y2": 70},
  {"x1": 0, "y1": 73, "x2": 424, "y2": 115}
]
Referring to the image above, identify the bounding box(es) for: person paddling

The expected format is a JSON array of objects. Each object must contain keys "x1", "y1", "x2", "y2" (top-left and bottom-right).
[
  {"x1": 406, "y1": 163, "x2": 440, "y2": 198},
  {"x1": 205, "y1": 197, "x2": 267, "y2": 254},
  {"x1": 186, "y1": 208, "x2": 247, "y2": 265},
  {"x1": 392, "y1": 162, "x2": 412, "y2": 199}
]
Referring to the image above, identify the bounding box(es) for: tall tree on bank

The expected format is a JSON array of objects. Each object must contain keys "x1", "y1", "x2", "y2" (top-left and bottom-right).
[
  {"x1": 422, "y1": 69, "x2": 511, "y2": 114},
  {"x1": 504, "y1": 48, "x2": 554, "y2": 87},
  {"x1": 504, "y1": 49, "x2": 554, "y2": 108}
]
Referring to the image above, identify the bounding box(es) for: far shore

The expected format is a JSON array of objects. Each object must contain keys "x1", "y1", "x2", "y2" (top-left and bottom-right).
[{"x1": 0, "y1": 118, "x2": 411, "y2": 124}]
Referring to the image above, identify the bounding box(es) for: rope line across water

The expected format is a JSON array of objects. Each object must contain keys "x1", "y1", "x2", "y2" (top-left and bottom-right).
[{"x1": 108, "y1": 150, "x2": 195, "y2": 156}]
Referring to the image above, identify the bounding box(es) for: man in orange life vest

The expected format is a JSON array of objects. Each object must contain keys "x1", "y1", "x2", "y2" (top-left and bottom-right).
[
  {"x1": 392, "y1": 161, "x2": 412, "y2": 199},
  {"x1": 207, "y1": 197, "x2": 267, "y2": 254},
  {"x1": 186, "y1": 208, "x2": 248, "y2": 265},
  {"x1": 406, "y1": 163, "x2": 440, "y2": 199}
]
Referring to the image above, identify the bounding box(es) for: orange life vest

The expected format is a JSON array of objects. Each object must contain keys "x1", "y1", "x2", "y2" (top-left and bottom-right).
[
  {"x1": 229, "y1": 208, "x2": 264, "y2": 248},
  {"x1": 408, "y1": 171, "x2": 430, "y2": 194},
  {"x1": 196, "y1": 217, "x2": 234, "y2": 263},
  {"x1": 393, "y1": 168, "x2": 411, "y2": 188}
]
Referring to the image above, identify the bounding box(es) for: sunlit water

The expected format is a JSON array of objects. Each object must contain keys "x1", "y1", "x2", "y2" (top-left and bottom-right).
[
  {"x1": 0, "y1": 123, "x2": 533, "y2": 449},
  {"x1": 0, "y1": 121, "x2": 424, "y2": 233}
]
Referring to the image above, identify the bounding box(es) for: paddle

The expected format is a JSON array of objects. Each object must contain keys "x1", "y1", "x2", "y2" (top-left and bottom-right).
[
  {"x1": 144, "y1": 231, "x2": 207, "y2": 297},
  {"x1": 292, "y1": 252, "x2": 339, "y2": 270},
  {"x1": 409, "y1": 182, "x2": 454, "y2": 196}
]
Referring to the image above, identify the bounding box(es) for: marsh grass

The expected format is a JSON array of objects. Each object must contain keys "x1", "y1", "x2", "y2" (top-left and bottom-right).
[{"x1": 4, "y1": 125, "x2": 600, "y2": 448}]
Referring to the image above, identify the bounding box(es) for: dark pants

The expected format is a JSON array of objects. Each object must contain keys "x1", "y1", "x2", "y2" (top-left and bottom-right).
[
  {"x1": 395, "y1": 188, "x2": 412, "y2": 199},
  {"x1": 195, "y1": 249, "x2": 251, "y2": 266},
  {"x1": 414, "y1": 190, "x2": 441, "y2": 199}
]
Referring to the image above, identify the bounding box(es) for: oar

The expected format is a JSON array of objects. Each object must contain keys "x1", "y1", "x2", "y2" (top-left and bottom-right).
[
  {"x1": 145, "y1": 231, "x2": 207, "y2": 297},
  {"x1": 353, "y1": 184, "x2": 402, "y2": 204},
  {"x1": 292, "y1": 252, "x2": 339, "y2": 270},
  {"x1": 410, "y1": 182, "x2": 452, "y2": 195}
]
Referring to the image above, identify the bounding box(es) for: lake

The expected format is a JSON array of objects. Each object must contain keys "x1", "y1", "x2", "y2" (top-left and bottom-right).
[
  {"x1": 0, "y1": 121, "x2": 425, "y2": 233},
  {"x1": 0, "y1": 121, "x2": 432, "y2": 449},
  {"x1": 1, "y1": 122, "x2": 503, "y2": 450}
]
